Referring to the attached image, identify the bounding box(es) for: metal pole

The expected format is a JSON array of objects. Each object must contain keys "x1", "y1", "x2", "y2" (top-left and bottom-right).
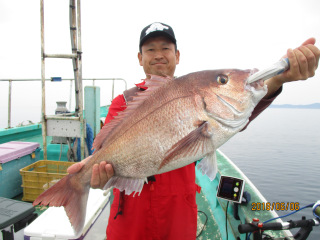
[
  {"x1": 69, "y1": 79, "x2": 72, "y2": 111},
  {"x1": 93, "y1": 79, "x2": 95, "y2": 86},
  {"x1": 77, "y1": 0, "x2": 85, "y2": 160},
  {"x1": 69, "y1": 0, "x2": 79, "y2": 116},
  {"x1": 45, "y1": 116, "x2": 80, "y2": 120},
  {"x1": 44, "y1": 53, "x2": 78, "y2": 58},
  {"x1": 7, "y1": 80, "x2": 12, "y2": 128},
  {"x1": 40, "y1": 0, "x2": 47, "y2": 160}
]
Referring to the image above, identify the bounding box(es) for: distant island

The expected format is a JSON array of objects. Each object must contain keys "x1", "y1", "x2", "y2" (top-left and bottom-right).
[{"x1": 269, "y1": 103, "x2": 320, "y2": 109}]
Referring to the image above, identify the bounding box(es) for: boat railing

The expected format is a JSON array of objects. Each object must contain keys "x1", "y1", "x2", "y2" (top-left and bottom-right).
[{"x1": 0, "y1": 78, "x2": 127, "y2": 129}]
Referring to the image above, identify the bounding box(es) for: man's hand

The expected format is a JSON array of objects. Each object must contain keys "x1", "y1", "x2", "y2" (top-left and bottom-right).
[
  {"x1": 67, "y1": 156, "x2": 114, "y2": 189},
  {"x1": 264, "y1": 37, "x2": 320, "y2": 99}
]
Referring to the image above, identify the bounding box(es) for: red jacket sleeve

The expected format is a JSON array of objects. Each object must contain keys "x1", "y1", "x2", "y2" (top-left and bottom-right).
[
  {"x1": 241, "y1": 86, "x2": 282, "y2": 131},
  {"x1": 104, "y1": 94, "x2": 127, "y2": 125}
]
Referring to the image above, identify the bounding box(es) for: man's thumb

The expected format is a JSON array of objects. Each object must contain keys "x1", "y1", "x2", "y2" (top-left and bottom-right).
[{"x1": 301, "y1": 37, "x2": 316, "y2": 46}]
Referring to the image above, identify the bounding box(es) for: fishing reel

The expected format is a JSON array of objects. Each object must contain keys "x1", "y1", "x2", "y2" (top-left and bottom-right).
[{"x1": 312, "y1": 200, "x2": 320, "y2": 219}]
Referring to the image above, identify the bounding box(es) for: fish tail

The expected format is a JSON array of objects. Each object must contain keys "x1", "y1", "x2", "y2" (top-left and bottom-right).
[{"x1": 33, "y1": 174, "x2": 90, "y2": 237}]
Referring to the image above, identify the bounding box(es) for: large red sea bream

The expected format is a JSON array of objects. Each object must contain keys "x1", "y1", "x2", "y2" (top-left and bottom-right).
[{"x1": 33, "y1": 69, "x2": 267, "y2": 235}]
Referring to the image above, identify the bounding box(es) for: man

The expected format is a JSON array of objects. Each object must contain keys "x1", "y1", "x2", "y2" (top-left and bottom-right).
[{"x1": 68, "y1": 23, "x2": 320, "y2": 239}]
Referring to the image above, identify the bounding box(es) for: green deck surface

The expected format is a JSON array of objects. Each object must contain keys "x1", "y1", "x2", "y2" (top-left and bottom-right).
[{"x1": 195, "y1": 180, "x2": 222, "y2": 239}]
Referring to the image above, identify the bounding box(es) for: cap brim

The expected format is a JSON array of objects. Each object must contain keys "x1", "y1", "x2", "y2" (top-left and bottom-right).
[{"x1": 140, "y1": 31, "x2": 176, "y2": 48}]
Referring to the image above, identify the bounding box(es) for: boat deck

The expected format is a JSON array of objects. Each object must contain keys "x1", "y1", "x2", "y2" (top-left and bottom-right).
[{"x1": 195, "y1": 179, "x2": 221, "y2": 239}]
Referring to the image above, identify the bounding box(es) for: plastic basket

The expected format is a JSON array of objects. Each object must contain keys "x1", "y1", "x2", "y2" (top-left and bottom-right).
[{"x1": 20, "y1": 160, "x2": 76, "y2": 202}]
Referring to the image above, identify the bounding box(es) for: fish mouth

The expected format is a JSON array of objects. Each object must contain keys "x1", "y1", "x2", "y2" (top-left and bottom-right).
[
  {"x1": 245, "y1": 68, "x2": 266, "y2": 92},
  {"x1": 243, "y1": 68, "x2": 268, "y2": 107}
]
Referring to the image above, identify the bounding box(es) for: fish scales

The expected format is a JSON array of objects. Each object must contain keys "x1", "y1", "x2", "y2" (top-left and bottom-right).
[
  {"x1": 33, "y1": 69, "x2": 267, "y2": 236},
  {"x1": 96, "y1": 79, "x2": 202, "y2": 178}
]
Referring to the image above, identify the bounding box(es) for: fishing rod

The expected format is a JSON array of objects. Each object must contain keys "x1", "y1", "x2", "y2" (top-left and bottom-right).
[{"x1": 238, "y1": 200, "x2": 320, "y2": 240}]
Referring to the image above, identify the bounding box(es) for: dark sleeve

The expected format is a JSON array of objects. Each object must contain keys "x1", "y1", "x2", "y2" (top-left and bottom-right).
[
  {"x1": 104, "y1": 94, "x2": 126, "y2": 125},
  {"x1": 240, "y1": 86, "x2": 282, "y2": 131}
]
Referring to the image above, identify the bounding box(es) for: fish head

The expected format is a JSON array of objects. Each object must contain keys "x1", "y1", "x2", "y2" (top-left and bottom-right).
[{"x1": 195, "y1": 68, "x2": 267, "y2": 130}]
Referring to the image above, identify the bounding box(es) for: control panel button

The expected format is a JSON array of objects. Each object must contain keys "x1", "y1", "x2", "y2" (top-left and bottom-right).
[{"x1": 234, "y1": 187, "x2": 239, "y2": 192}]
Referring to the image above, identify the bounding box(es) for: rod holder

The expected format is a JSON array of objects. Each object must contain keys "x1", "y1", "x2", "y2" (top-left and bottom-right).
[{"x1": 234, "y1": 191, "x2": 251, "y2": 220}]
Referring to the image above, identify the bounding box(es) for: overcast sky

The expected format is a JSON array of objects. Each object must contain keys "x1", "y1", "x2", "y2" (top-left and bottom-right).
[{"x1": 0, "y1": 0, "x2": 319, "y2": 127}]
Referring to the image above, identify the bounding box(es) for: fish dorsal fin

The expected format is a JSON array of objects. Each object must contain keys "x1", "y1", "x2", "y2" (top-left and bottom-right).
[{"x1": 92, "y1": 74, "x2": 174, "y2": 153}]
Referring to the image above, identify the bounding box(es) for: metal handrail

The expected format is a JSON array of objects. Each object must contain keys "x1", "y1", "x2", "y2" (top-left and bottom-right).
[
  {"x1": 0, "y1": 78, "x2": 127, "y2": 89},
  {"x1": 1, "y1": 78, "x2": 127, "y2": 129}
]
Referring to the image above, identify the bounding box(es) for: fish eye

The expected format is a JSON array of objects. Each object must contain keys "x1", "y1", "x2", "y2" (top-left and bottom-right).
[{"x1": 217, "y1": 75, "x2": 229, "y2": 85}]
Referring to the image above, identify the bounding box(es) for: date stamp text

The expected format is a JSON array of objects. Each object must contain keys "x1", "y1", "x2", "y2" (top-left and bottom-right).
[{"x1": 251, "y1": 202, "x2": 300, "y2": 211}]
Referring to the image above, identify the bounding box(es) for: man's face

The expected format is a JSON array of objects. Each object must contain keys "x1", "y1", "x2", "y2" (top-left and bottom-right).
[{"x1": 138, "y1": 36, "x2": 180, "y2": 77}]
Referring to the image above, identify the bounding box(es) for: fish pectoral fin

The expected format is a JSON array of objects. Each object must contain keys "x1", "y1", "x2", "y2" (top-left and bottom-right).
[
  {"x1": 197, "y1": 151, "x2": 218, "y2": 181},
  {"x1": 159, "y1": 122, "x2": 214, "y2": 170},
  {"x1": 103, "y1": 176, "x2": 147, "y2": 196}
]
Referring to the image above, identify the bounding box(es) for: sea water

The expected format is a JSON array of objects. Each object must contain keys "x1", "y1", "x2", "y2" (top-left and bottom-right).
[{"x1": 220, "y1": 108, "x2": 320, "y2": 239}]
